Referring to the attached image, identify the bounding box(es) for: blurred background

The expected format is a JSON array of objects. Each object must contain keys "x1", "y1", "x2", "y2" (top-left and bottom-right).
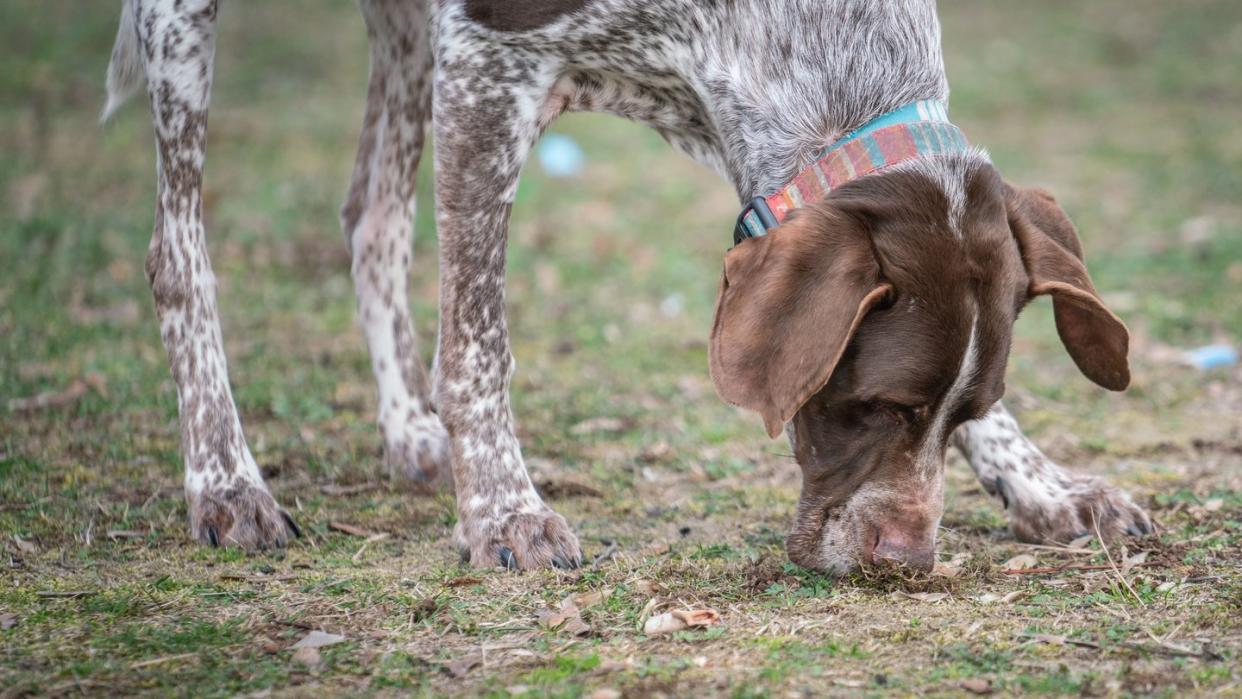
[
  {"x1": 2, "y1": 1, "x2": 1238, "y2": 461},
  {"x1": 1, "y1": 1, "x2": 1240, "y2": 695}
]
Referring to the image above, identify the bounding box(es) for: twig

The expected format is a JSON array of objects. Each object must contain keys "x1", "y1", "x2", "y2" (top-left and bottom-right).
[
  {"x1": 1093, "y1": 508, "x2": 1145, "y2": 606},
  {"x1": 140, "y1": 487, "x2": 165, "y2": 510},
  {"x1": 591, "y1": 540, "x2": 619, "y2": 571},
  {"x1": 1003, "y1": 562, "x2": 1162, "y2": 575},
  {"x1": 1014, "y1": 542, "x2": 1096, "y2": 555},
  {"x1": 36, "y1": 590, "x2": 95, "y2": 599},
  {"x1": 1020, "y1": 632, "x2": 1100, "y2": 650},
  {"x1": 130, "y1": 652, "x2": 197, "y2": 669},
  {"x1": 320, "y1": 483, "x2": 377, "y2": 496},
  {"x1": 352, "y1": 532, "x2": 389, "y2": 563},
  {"x1": 1117, "y1": 640, "x2": 1223, "y2": 661},
  {"x1": 329, "y1": 521, "x2": 375, "y2": 538}
]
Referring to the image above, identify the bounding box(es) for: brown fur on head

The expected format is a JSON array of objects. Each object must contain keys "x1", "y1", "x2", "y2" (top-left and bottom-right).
[{"x1": 710, "y1": 158, "x2": 1128, "y2": 573}]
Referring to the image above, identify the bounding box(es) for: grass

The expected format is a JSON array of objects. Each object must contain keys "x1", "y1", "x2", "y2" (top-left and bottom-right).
[{"x1": 2, "y1": 0, "x2": 1241, "y2": 696}]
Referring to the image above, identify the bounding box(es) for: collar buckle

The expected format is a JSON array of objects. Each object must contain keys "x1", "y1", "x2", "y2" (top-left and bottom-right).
[{"x1": 733, "y1": 196, "x2": 779, "y2": 246}]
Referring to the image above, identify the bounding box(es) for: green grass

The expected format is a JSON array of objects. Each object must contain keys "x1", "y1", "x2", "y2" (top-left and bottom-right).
[{"x1": 2, "y1": 0, "x2": 1241, "y2": 696}]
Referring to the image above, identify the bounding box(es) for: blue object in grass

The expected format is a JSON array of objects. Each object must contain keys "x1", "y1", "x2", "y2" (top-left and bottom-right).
[
  {"x1": 1183, "y1": 344, "x2": 1238, "y2": 370},
  {"x1": 537, "y1": 133, "x2": 585, "y2": 177}
]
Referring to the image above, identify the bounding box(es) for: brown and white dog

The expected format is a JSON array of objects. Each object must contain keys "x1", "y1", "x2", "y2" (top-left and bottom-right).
[{"x1": 103, "y1": 0, "x2": 1151, "y2": 573}]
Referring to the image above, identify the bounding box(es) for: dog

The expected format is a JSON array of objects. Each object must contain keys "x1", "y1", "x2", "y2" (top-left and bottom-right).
[{"x1": 103, "y1": 0, "x2": 1152, "y2": 573}]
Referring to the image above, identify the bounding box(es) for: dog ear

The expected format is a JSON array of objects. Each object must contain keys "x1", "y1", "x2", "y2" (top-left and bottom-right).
[
  {"x1": 709, "y1": 205, "x2": 892, "y2": 438},
  {"x1": 1006, "y1": 183, "x2": 1130, "y2": 390}
]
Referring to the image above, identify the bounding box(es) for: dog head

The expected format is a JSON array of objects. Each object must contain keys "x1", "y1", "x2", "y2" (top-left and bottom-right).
[{"x1": 709, "y1": 157, "x2": 1128, "y2": 573}]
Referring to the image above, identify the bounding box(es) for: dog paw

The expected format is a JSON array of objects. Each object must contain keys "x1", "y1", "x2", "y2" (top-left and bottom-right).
[
  {"x1": 188, "y1": 482, "x2": 300, "y2": 550},
  {"x1": 455, "y1": 506, "x2": 582, "y2": 571},
  {"x1": 996, "y1": 473, "x2": 1153, "y2": 545},
  {"x1": 383, "y1": 413, "x2": 454, "y2": 493}
]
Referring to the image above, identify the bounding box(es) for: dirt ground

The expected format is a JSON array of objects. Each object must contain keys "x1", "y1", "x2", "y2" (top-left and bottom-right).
[{"x1": 2, "y1": 1, "x2": 1240, "y2": 696}]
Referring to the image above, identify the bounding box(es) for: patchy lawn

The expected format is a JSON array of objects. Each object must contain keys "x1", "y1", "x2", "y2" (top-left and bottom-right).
[{"x1": 2, "y1": 0, "x2": 1240, "y2": 696}]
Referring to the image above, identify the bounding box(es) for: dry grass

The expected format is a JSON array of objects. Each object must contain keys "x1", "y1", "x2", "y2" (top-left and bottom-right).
[{"x1": 3, "y1": 0, "x2": 1241, "y2": 696}]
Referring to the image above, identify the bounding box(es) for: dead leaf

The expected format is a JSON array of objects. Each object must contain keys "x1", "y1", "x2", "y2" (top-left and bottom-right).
[
  {"x1": 960, "y1": 678, "x2": 992, "y2": 694},
  {"x1": 1, "y1": 613, "x2": 17, "y2": 629},
  {"x1": 975, "y1": 590, "x2": 1026, "y2": 605},
  {"x1": 291, "y1": 630, "x2": 346, "y2": 649},
  {"x1": 1156, "y1": 581, "x2": 1183, "y2": 593},
  {"x1": 1203, "y1": 498, "x2": 1224, "y2": 512},
  {"x1": 643, "y1": 612, "x2": 686, "y2": 636},
  {"x1": 588, "y1": 690, "x2": 622, "y2": 699},
  {"x1": 565, "y1": 588, "x2": 611, "y2": 610},
  {"x1": 1003, "y1": 553, "x2": 1038, "y2": 570},
  {"x1": 1123, "y1": 550, "x2": 1149, "y2": 572},
  {"x1": 933, "y1": 552, "x2": 969, "y2": 578},
  {"x1": 107, "y1": 530, "x2": 145, "y2": 540},
  {"x1": 328, "y1": 521, "x2": 375, "y2": 538},
  {"x1": 643, "y1": 608, "x2": 720, "y2": 635},
  {"x1": 291, "y1": 645, "x2": 321, "y2": 668},
  {"x1": 1068, "y1": 534, "x2": 1094, "y2": 549},
  {"x1": 674, "y1": 609, "x2": 720, "y2": 627},
  {"x1": 633, "y1": 579, "x2": 660, "y2": 595},
  {"x1": 538, "y1": 603, "x2": 591, "y2": 636},
  {"x1": 893, "y1": 591, "x2": 949, "y2": 603}
]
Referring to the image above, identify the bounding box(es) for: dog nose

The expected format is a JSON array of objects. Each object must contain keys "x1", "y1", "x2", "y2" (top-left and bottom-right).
[{"x1": 868, "y1": 525, "x2": 935, "y2": 572}]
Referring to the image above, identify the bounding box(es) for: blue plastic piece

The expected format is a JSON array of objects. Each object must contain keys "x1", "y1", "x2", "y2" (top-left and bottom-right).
[
  {"x1": 537, "y1": 133, "x2": 585, "y2": 177},
  {"x1": 1184, "y1": 344, "x2": 1238, "y2": 370}
]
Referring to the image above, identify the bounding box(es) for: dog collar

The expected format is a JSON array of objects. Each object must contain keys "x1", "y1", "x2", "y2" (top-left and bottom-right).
[{"x1": 734, "y1": 99, "x2": 969, "y2": 245}]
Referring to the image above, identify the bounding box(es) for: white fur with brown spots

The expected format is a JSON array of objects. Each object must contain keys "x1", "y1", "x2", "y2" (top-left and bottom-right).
[{"x1": 104, "y1": 0, "x2": 1150, "y2": 571}]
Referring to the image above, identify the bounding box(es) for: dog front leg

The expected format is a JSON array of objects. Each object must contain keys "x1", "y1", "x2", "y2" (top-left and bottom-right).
[
  {"x1": 430, "y1": 37, "x2": 580, "y2": 570},
  {"x1": 343, "y1": 0, "x2": 451, "y2": 489},
  {"x1": 133, "y1": 0, "x2": 296, "y2": 548},
  {"x1": 952, "y1": 402, "x2": 1152, "y2": 544}
]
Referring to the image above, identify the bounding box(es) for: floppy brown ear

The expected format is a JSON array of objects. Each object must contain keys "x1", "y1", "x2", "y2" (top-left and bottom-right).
[
  {"x1": 709, "y1": 205, "x2": 892, "y2": 438},
  {"x1": 1006, "y1": 183, "x2": 1130, "y2": 390}
]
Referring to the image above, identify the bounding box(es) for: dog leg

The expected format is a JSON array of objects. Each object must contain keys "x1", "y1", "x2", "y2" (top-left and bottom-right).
[
  {"x1": 952, "y1": 402, "x2": 1152, "y2": 543},
  {"x1": 343, "y1": 0, "x2": 450, "y2": 489},
  {"x1": 133, "y1": 0, "x2": 295, "y2": 548},
  {"x1": 431, "y1": 30, "x2": 581, "y2": 571}
]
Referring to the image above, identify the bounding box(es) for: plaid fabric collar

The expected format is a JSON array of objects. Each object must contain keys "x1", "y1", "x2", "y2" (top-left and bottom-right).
[{"x1": 733, "y1": 99, "x2": 968, "y2": 245}]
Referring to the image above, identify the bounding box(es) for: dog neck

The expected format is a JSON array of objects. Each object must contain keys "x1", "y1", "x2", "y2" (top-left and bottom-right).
[{"x1": 691, "y1": 0, "x2": 951, "y2": 199}]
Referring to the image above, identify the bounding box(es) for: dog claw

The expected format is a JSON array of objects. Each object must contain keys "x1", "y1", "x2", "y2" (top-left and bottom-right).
[
  {"x1": 206, "y1": 525, "x2": 219, "y2": 548},
  {"x1": 498, "y1": 546, "x2": 517, "y2": 570},
  {"x1": 552, "y1": 554, "x2": 579, "y2": 570},
  {"x1": 280, "y1": 510, "x2": 302, "y2": 539}
]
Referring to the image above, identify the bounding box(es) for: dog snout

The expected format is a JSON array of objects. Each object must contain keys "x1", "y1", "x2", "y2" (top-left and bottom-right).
[{"x1": 866, "y1": 520, "x2": 936, "y2": 572}]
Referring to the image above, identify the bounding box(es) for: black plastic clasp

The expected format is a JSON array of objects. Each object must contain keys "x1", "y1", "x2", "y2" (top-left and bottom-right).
[{"x1": 732, "y1": 196, "x2": 779, "y2": 246}]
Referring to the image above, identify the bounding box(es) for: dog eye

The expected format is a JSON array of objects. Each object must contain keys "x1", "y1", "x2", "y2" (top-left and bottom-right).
[{"x1": 878, "y1": 402, "x2": 921, "y2": 425}]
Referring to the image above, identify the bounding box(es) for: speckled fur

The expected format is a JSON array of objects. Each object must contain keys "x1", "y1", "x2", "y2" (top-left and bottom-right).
[
  {"x1": 104, "y1": 0, "x2": 1148, "y2": 569},
  {"x1": 952, "y1": 403, "x2": 1153, "y2": 543}
]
